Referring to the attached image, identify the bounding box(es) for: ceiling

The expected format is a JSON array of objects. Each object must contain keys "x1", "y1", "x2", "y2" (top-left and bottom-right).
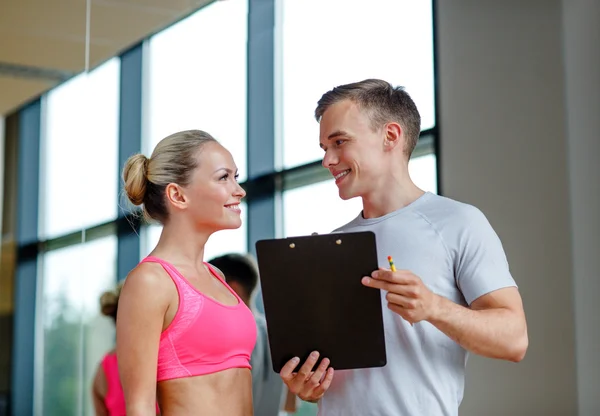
[{"x1": 0, "y1": 0, "x2": 214, "y2": 115}]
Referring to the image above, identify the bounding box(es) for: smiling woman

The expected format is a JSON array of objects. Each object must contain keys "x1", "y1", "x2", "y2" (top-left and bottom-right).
[{"x1": 117, "y1": 129, "x2": 256, "y2": 415}]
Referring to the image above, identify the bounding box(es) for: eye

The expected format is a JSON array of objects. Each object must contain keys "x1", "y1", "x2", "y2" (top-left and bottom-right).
[
  {"x1": 334, "y1": 139, "x2": 345, "y2": 146},
  {"x1": 234, "y1": 173, "x2": 240, "y2": 181},
  {"x1": 219, "y1": 173, "x2": 229, "y2": 181}
]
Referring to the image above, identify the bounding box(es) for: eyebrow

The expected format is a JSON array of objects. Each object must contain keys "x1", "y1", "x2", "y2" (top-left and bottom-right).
[
  {"x1": 213, "y1": 167, "x2": 238, "y2": 175},
  {"x1": 328, "y1": 130, "x2": 350, "y2": 140},
  {"x1": 320, "y1": 130, "x2": 351, "y2": 149}
]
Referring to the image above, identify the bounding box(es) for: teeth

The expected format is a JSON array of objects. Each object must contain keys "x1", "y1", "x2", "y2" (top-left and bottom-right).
[{"x1": 335, "y1": 170, "x2": 350, "y2": 180}]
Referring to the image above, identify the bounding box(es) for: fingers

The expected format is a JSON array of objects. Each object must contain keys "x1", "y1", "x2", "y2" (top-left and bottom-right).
[
  {"x1": 362, "y1": 271, "x2": 421, "y2": 295},
  {"x1": 362, "y1": 276, "x2": 392, "y2": 291},
  {"x1": 387, "y1": 302, "x2": 416, "y2": 326},
  {"x1": 290, "y1": 351, "x2": 321, "y2": 392},
  {"x1": 280, "y1": 357, "x2": 301, "y2": 381},
  {"x1": 280, "y1": 352, "x2": 334, "y2": 401},
  {"x1": 305, "y1": 358, "x2": 330, "y2": 389},
  {"x1": 295, "y1": 351, "x2": 319, "y2": 379},
  {"x1": 310, "y1": 367, "x2": 335, "y2": 399},
  {"x1": 385, "y1": 292, "x2": 417, "y2": 308},
  {"x1": 374, "y1": 269, "x2": 415, "y2": 283}
]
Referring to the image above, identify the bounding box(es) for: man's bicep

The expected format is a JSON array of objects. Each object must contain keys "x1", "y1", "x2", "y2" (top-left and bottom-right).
[
  {"x1": 455, "y1": 207, "x2": 517, "y2": 305},
  {"x1": 470, "y1": 286, "x2": 525, "y2": 314}
]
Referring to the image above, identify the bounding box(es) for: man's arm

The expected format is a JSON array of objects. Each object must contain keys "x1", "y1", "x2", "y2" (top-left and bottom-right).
[
  {"x1": 428, "y1": 286, "x2": 528, "y2": 362},
  {"x1": 362, "y1": 271, "x2": 528, "y2": 362}
]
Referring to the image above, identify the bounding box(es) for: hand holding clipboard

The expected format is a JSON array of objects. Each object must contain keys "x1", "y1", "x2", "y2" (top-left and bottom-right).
[{"x1": 255, "y1": 231, "x2": 387, "y2": 400}]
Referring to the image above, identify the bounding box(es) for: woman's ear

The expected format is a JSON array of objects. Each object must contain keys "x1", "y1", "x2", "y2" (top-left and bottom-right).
[{"x1": 165, "y1": 183, "x2": 188, "y2": 210}]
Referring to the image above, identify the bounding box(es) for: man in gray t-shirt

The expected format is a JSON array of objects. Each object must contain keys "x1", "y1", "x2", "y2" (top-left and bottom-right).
[{"x1": 279, "y1": 79, "x2": 529, "y2": 416}]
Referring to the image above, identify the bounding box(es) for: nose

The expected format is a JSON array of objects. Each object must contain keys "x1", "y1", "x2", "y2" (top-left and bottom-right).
[
  {"x1": 322, "y1": 149, "x2": 338, "y2": 169},
  {"x1": 234, "y1": 181, "x2": 246, "y2": 199}
]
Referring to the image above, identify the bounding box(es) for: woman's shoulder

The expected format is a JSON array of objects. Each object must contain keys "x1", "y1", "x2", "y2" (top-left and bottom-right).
[{"x1": 120, "y1": 261, "x2": 173, "y2": 305}]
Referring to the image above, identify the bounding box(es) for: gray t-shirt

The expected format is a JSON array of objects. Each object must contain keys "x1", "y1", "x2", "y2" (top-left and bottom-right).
[
  {"x1": 318, "y1": 192, "x2": 516, "y2": 416},
  {"x1": 252, "y1": 313, "x2": 285, "y2": 415}
]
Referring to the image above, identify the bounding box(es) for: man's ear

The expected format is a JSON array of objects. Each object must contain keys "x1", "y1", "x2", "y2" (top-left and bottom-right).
[
  {"x1": 383, "y1": 122, "x2": 403, "y2": 152},
  {"x1": 165, "y1": 183, "x2": 188, "y2": 210}
]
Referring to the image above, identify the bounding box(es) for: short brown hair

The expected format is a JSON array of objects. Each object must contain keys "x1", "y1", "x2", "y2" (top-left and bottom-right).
[
  {"x1": 208, "y1": 253, "x2": 259, "y2": 298},
  {"x1": 315, "y1": 79, "x2": 421, "y2": 157}
]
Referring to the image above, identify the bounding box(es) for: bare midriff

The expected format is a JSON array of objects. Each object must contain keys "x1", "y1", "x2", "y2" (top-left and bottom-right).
[{"x1": 157, "y1": 368, "x2": 252, "y2": 416}]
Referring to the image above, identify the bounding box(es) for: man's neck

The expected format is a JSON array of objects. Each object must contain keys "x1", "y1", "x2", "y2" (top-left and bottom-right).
[{"x1": 361, "y1": 182, "x2": 425, "y2": 219}]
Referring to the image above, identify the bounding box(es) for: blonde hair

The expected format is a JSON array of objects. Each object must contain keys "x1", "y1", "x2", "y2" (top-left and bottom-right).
[
  {"x1": 122, "y1": 129, "x2": 217, "y2": 223},
  {"x1": 99, "y1": 281, "x2": 124, "y2": 321}
]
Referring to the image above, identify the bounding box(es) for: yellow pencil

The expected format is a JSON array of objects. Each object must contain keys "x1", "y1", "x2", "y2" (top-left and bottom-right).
[
  {"x1": 387, "y1": 255, "x2": 397, "y2": 272},
  {"x1": 388, "y1": 255, "x2": 412, "y2": 326}
]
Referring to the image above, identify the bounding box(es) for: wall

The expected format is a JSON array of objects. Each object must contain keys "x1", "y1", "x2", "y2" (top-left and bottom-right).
[
  {"x1": 437, "y1": 1, "x2": 599, "y2": 415},
  {"x1": 562, "y1": 1, "x2": 600, "y2": 414}
]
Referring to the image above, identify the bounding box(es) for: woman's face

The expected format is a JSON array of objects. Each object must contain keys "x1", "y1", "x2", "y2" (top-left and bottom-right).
[{"x1": 179, "y1": 141, "x2": 246, "y2": 231}]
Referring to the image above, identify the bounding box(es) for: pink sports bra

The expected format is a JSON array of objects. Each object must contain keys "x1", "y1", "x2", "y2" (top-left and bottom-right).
[
  {"x1": 101, "y1": 352, "x2": 127, "y2": 416},
  {"x1": 140, "y1": 256, "x2": 257, "y2": 382}
]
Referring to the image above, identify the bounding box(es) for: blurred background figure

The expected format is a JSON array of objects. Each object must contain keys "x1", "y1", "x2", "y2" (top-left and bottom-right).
[
  {"x1": 92, "y1": 282, "x2": 125, "y2": 415},
  {"x1": 92, "y1": 283, "x2": 160, "y2": 416},
  {"x1": 208, "y1": 253, "x2": 298, "y2": 416}
]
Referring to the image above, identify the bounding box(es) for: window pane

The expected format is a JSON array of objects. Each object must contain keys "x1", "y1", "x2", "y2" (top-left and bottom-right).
[
  {"x1": 283, "y1": 154, "x2": 437, "y2": 237},
  {"x1": 278, "y1": 0, "x2": 435, "y2": 168},
  {"x1": 41, "y1": 59, "x2": 120, "y2": 239},
  {"x1": 38, "y1": 236, "x2": 117, "y2": 416},
  {"x1": 142, "y1": 201, "x2": 248, "y2": 261},
  {"x1": 146, "y1": 0, "x2": 248, "y2": 181},
  {"x1": 409, "y1": 153, "x2": 438, "y2": 194},
  {"x1": 283, "y1": 180, "x2": 363, "y2": 237}
]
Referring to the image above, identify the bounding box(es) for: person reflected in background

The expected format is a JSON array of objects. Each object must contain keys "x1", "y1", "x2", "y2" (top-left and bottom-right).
[
  {"x1": 117, "y1": 130, "x2": 257, "y2": 415},
  {"x1": 208, "y1": 253, "x2": 297, "y2": 416},
  {"x1": 92, "y1": 282, "x2": 160, "y2": 415}
]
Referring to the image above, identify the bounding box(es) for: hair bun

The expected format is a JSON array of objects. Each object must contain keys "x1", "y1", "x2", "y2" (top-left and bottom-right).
[
  {"x1": 123, "y1": 153, "x2": 149, "y2": 206},
  {"x1": 100, "y1": 291, "x2": 118, "y2": 317}
]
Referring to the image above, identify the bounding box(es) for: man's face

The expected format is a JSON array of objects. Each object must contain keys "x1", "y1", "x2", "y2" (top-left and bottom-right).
[{"x1": 319, "y1": 99, "x2": 387, "y2": 200}]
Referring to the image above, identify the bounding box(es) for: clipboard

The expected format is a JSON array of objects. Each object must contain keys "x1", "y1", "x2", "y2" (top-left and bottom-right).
[{"x1": 255, "y1": 231, "x2": 387, "y2": 373}]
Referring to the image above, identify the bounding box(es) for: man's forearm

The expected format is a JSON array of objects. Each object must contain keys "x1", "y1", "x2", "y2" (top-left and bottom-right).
[{"x1": 428, "y1": 295, "x2": 528, "y2": 362}]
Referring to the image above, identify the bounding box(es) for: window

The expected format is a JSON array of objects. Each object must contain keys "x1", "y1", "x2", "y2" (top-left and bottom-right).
[
  {"x1": 38, "y1": 236, "x2": 117, "y2": 416},
  {"x1": 142, "y1": 202, "x2": 248, "y2": 262},
  {"x1": 41, "y1": 58, "x2": 120, "y2": 239},
  {"x1": 283, "y1": 180, "x2": 362, "y2": 237},
  {"x1": 146, "y1": 0, "x2": 249, "y2": 181},
  {"x1": 277, "y1": 0, "x2": 435, "y2": 169},
  {"x1": 409, "y1": 153, "x2": 438, "y2": 194}
]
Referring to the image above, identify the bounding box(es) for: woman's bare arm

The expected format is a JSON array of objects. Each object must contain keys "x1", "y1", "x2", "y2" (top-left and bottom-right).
[
  {"x1": 91, "y1": 364, "x2": 109, "y2": 416},
  {"x1": 116, "y1": 264, "x2": 172, "y2": 416}
]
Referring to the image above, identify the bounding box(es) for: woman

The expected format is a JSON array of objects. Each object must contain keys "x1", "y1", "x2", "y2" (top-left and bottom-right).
[
  {"x1": 117, "y1": 130, "x2": 257, "y2": 415},
  {"x1": 92, "y1": 284, "x2": 160, "y2": 415}
]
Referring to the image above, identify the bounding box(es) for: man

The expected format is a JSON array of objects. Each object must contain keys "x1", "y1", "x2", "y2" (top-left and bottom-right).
[
  {"x1": 278, "y1": 79, "x2": 528, "y2": 416},
  {"x1": 209, "y1": 253, "x2": 294, "y2": 416}
]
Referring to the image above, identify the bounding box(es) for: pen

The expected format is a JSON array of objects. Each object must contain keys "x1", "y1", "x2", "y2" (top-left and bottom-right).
[{"x1": 387, "y1": 255, "x2": 397, "y2": 272}]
